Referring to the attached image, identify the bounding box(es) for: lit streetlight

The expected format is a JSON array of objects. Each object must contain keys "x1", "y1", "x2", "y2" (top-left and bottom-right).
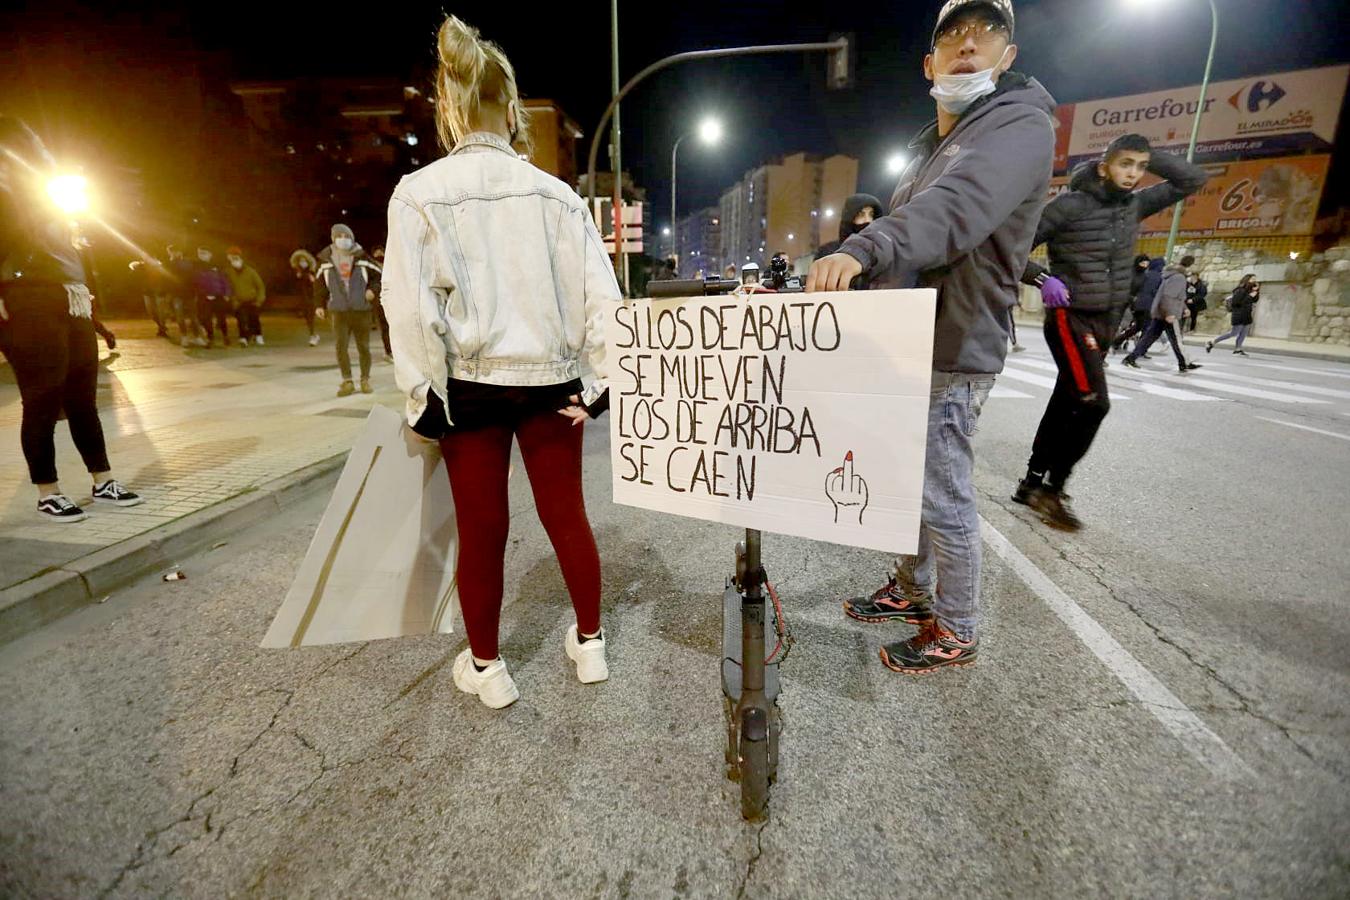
[
  {"x1": 886, "y1": 153, "x2": 907, "y2": 176},
  {"x1": 662, "y1": 226, "x2": 671, "y2": 236},
  {"x1": 1128, "y1": 0, "x2": 1219, "y2": 260},
  {"x1": 823, "y1": 207, "x2": 836, "y2": 219},
  {"x1": 672, "y1": 116, "x2": 724, "y2": 276}
]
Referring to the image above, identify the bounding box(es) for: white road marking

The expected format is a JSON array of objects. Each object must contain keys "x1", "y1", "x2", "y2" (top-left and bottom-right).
[
  {"x1": 996, "y1": 365, "x2": 1059, "y2": 390},
  {"x1": 1243, "y1": 361, "x2": 1350, "y2": 381},
  {"x1": 1177, "y1": 376, "x2": 1328, "y2": 404},
  {"x1": 990, "y1": 385, "x2": 1034, "y2": 399},
  {"x1": 1194, "y1": 368, "x2": 1350, "y2": 400},
  {"x1": 1254, "y1": 417, "x2": 1350, "y2": 443},
  {"x1": 981, "y1": 518, "x2": 1254, "y2": 781}
]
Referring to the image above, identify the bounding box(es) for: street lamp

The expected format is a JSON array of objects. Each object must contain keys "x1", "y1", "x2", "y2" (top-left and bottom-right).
[
  {"x1": 1128, "y1": 0, "x2": 1219, "y2": 260},
  {"x1": 886, "y1": 153, "x2": 907, "y2": 176},
  {"x1": 672, "y1": 116, "x2": 723, "y2": 276}
]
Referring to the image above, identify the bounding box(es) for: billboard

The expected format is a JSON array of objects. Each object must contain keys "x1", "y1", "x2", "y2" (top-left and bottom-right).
[
  {"x1": 1062, "y1": 65, "x2": 1348, "y2": 170},
  {"x1": 1048, "y1": 155, "x2": 1331, "y2": 239}
]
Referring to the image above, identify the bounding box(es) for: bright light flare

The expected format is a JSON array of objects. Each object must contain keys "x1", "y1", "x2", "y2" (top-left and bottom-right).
[
  {"x1": 886, "y1": 154, "x2": 908, "y2": 175},
  {"x1": 47, "y1": 174, "x2": 90, "y2": 215},
  {"x1": 698, "y1": 118, "x2": 723, "y2": 145}
]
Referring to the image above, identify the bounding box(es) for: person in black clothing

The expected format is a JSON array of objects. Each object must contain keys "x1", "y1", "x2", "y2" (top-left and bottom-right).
[
  {"x1": 1014, "y1": 133, "x2": 1208, "y2": 529},
  {"x1": 1207, "y1": 274, "x2": 1259, "y2": 356},
  {"x1": 1184, "y1": 269, "x2": 1208, "y2": 333},
  {"x1": 0, "y1": 116, "x2": 142, "y2": 522},
  {"x1": 814, "y1": 193, "x2": 883, "y2": 290},
  {"x1": 1113, "y1": 256, "x2": 1164, "y2": 353}
]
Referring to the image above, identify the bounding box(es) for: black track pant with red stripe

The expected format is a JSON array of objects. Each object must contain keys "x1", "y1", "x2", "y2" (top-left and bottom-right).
[{"x1": 1027, "y1": 308, "x2": 1115, "y2": 489}]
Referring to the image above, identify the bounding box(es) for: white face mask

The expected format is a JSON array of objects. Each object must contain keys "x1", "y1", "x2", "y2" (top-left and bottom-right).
[
  {"x1": 228, "y1": 257, "x2": 243, "y2": 269},
  {"x1": 929, "y1": 46, "x2": 1011, "y2": 116},
  {"x1": 334, "y1": 237, "x2": 353, "y2": 251},
  {"x1": 197, "y1": 252, "x2": 211, "y2": 263}
]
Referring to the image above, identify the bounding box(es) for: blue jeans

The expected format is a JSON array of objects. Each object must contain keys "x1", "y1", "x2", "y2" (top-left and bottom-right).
[
  {"x1": 891, "y1": 372, "x2": 995, "y2": 642},
  {"x1": 1212, "y1": 323, "x2": 1250, "y2": 348}
]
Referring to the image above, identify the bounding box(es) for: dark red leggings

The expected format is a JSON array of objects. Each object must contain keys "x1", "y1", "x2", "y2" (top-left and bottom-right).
[{"x1": 439, "y1": 409, "x2": 601, "y2": 660}]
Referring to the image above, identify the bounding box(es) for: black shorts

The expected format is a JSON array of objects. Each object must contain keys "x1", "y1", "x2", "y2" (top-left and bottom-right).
[{"x1": 444, "y1": 377, "x2": 583, "y2": 431}]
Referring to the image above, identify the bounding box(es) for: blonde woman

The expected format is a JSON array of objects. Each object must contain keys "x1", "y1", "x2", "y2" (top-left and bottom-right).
[{"x1": 381, "y1": 16, "x2": 621, "y2": 709}]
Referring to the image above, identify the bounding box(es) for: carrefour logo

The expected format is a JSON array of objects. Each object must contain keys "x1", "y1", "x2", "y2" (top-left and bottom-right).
[{"x1": 1229, "y1": 80, "x2": 1287, "y2": 114}]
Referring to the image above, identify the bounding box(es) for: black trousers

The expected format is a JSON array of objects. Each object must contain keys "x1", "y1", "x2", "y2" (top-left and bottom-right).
[
  {"x1": 1027, "y1": 308, "x2": 1113, "y2": 488},
  {"x1": 1, "y1": 286, "x2": 111, "y2": 484},
  {"x1": 236, "y1": 301, "x2": 262, "y2": 340},
  {"x1": 198, "y1": 296, "x2": 231, "y2": 342},
  {"x1": 1127, "y1": 319, "x2": 1186, "y2": 368},
  {"x1": 373, "y1": 299, "x2": 392, "y2": 356},
  {"x1": 1113, "y1": 309, "x2": 1150, "y2": 349}
]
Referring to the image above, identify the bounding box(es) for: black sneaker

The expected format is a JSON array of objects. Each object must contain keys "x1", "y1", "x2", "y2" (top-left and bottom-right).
[
  {"x1": 1205, "y1": 341, "x2": 1214, "y2": 353},
  {"x1": 1011, "y1": 477, "x2": 1041, "y2": 506},
  {"x1": 843, "y1": 578, "x2": 934, "y2": 625},
  {"x1": 1028, "y1": 487, "x2": 1082, "y2": 531},
  {"x1": 879, "y1": 622, "x2": 978, "y2": 675},
  {"x1": 1180, "y1": 362, "x2": 1201, "y2": 372},
  {"x1": 1234, "y1": 349, "x2": 1249, "y2": 357},
  {"x1": 92, "y1": 480, "x2": 144, "y2": 507},
  {"x1": 38, "y1": 494, "x2": 88, "y2": 523},
  {"x1": 1122, "y1": 357, "x2": 1140, "y2": 369}
]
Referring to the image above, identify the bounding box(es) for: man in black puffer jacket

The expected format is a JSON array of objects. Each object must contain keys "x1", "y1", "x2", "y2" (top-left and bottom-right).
[{"x1": 1012, "y1": 133, "x2": 1207, "y2": 529}]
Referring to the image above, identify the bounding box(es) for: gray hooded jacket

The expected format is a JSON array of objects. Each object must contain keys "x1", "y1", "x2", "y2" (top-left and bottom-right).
[
  {"x1": 1153, "y1": 265, "x2": 1189, "y2": 321},
  {"x1": 839, "y1": 72, "x2": 1057, "y2": 375}
]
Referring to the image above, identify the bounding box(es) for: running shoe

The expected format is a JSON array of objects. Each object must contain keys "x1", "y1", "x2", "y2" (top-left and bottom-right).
[
  {"x1": 843, "y1": 577, "x2": 934, "y2": 625},
  {"x1": 880, "y1": 621, "x2": 978, "y2": 675},
  {"x1": 1028, "y1": 487, "x2": 1081, "y2": 531},
  {"x1": 452, "y1": 649, "x2": 519, "y2": 709},
  {"x1": 565, "y1": 625, "x2": 609, "y2": 684}
]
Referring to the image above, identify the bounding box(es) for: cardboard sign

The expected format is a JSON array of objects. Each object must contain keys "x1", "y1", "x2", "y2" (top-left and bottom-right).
[
  {"x1": 262, "y1": 405, "x2": 458, "y2": 648},
  {"x1": 605, "y1": 290, "x2": 935, "y2": 554}
]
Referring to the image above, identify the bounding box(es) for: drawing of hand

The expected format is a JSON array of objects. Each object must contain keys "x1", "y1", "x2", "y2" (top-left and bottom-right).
[{"x1": 825, "y1": 451, "x2": 869, "y2": 525}]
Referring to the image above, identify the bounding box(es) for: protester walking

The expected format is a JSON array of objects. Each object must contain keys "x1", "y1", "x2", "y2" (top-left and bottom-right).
[
  {"x1": 1123, "y1": 254, "x2": 1203, "y2": 372},
  {"x1": 1113, "y1": 256, "x2": 1164, "y2": 353},
  {"x1": 1185, "y1": 270, "x2": 1208, "y2": 333},
  {"x1": 290, "y1": 249, "x2": 320, "y2": 346},
  {"x1": 314, "y1": 224, "x2": 380, "y2": 395},
  {"x1": 224, "y1": 246, "x2": 267, "y2": 346},
  {"x1": 1012, "y1": 134, "x2": 1207, "y2": 529},
  {"x1": 166, "y1": 244, "x2": 206, "y2": 347},
  {"x1": 193, "y1": 246, "x2": 232, "y2": 347},
  {"x1": 130, "y1": 258, "x2": 171, "y2": 338},
  {"x1": 0, "y1": 116, "x2": 142, "y2": 522},
  {"x1": 1207, "y1": 274, "x2": 1260, "y2": 356},
  {"x1": 811, "y1": 0, "x2": 1056, "y2": 674},
  {"x1": 382, "y1": 15, "x2": 620, "y2": 708}
]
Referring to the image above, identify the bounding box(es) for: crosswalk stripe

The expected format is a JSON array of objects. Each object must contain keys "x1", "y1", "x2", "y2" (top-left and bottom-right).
[
  {"x1": 997, "y1": 366, "x2": 1059, "y2": 390},
  {"x1": 1193, "y1": 368, "x2": 1350, "y2": 400},
  {"x1": 1242, "y1": 362, "x2": 1350, "y2": 381},
  {"x1": 990, "y1": 385, "x2": 1034, "y2": 399},
  {"x1": 1254, "y1": 417, "x2": 1350, "y2": 442},
  {"x1": 1174, "y1": 376, "x2": 1328, "y2": 404}
]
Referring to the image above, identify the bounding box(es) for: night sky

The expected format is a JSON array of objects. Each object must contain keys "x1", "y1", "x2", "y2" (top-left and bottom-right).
[{"x1": 4, "y1": 0, "x2": 1350, "y2": 236}]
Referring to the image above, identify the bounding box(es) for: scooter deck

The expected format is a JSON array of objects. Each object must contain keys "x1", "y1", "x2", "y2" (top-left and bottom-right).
[{"x1": 721, "y1": 581, "x2": 780, "y2": 703}]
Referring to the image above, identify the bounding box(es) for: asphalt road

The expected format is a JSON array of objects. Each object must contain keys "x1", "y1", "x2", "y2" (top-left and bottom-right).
[{"x1": 1, "y1": 328, "x2": 1347, "y2": 898}]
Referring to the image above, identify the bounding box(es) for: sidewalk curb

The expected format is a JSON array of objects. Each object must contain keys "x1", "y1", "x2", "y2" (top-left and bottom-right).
[{"x1": 0, "y1": 453, "x2": 347, "y2": 647}]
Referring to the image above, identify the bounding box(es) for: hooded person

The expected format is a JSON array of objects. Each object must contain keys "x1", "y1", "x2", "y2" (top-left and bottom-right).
[
  {"x1": 814, "y1": 194, "x2": 884, "y2": 289},
  {"x1": 1124, "y1": 254, "x2": 1200, "y2": 372},
  {"x1": 290, "y1": 249, "x2": 321, "y2": 345},
  {"x1": 1114, "y1": 256, "x2": 1165, "y2": 351},
  {"x1": 314, "y1": 224, "x2": 382, "y2": 395},
  {"x1": 810, "y1": 0, "x2": 1057, "y2": 675},
  {"x1": 192, "y1": 246, "x2": 233, "y2": 348},
  {"x1": 224, "y1": 245, "x2": 267, "y2": 346},
  {"x1": 1011, "y1": 131, "x2": 1207, "y2": 528}
]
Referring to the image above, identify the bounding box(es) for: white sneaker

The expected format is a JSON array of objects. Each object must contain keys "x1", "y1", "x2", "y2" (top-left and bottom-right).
[
  {"x1": 308, "y1": 334, "x2": 321, "y2": 346},
  {"x1": 238, "y1": 337, "x2": 248, "y2": 347},
  {"x1": 254, "y1": 336, "x2": 265, "y2": 346},
  {"x1": 565, "y1": 625, "x2": 609, "y2": 684},
  {"x1": 451, "y1": 649, "x2": 519, "y2": 709}
]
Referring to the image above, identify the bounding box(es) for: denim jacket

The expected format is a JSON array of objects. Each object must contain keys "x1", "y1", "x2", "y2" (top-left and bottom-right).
[{"x1": 381, "y1": 131, "x2": 622, "y2": 429}]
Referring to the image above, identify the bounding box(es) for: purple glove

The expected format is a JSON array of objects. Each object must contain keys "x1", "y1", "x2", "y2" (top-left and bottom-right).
[{"x1": 1041, "y1": 276, "x2": 1071, "y2": 308}]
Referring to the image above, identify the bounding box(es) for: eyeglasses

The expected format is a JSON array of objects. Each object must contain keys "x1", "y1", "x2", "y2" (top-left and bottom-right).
[{"x1": 935, "y1": 19, "x2": 1009, "y2": 48}]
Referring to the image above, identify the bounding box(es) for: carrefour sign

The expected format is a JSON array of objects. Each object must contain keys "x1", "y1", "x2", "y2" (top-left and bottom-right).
[{"x1": 1064, "y1": 65, "x2": 1348, "y2": 169}]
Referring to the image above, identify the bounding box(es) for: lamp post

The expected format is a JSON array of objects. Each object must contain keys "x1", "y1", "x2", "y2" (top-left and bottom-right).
[
  {"x1": 1130, "y1": 0, "x2": 1220, "y2": 260},
  {"x1": 671, "y1": 118, "x2": 723, "y2": 276}
]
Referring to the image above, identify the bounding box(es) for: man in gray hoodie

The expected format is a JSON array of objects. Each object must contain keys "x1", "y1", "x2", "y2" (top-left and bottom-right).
[
  {"x1": 314, "y1": 224, "x2": 382, "y2": 397},
  {"x1": 1123, "y1": 255, "x2": 1201, "y2": 373},
  {"x1": 811, "y1": 0, "x2": 1055, "y2": 675}
]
